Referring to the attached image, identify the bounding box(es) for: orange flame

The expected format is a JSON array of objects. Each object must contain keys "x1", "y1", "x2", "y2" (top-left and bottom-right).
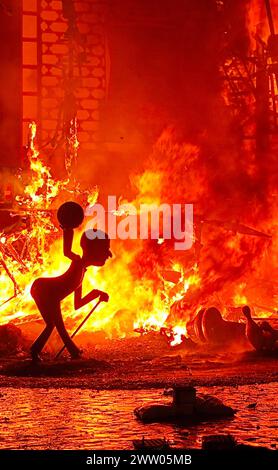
[{"x1": 0, "y1": 123, "x2": 276, "y2": 346}]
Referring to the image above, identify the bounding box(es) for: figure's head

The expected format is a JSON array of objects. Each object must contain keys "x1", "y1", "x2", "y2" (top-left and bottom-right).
[
  {"x1": 80, "y1": 229, "x2": 112, "y2": 266},
  {"x1": 242, "y1": 305, "x2": 251, "y2": 319}
]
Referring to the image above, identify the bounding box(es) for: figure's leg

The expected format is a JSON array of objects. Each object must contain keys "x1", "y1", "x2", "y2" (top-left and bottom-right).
[
  {"x1": 30, "y1": 321, "x2": 54, "y2": 360},
  {"x1": 30, "y1": 279, "x2": 54, "y2": 360},
  {"x1": 54, "y1": 306, "x2": 81, "y2": 358},
  {"x1": 30, "y1": 279, "x2": 80, "y2": 359}
]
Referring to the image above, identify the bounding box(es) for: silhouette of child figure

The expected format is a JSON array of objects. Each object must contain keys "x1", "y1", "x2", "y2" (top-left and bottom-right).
[{"x1": 30, "y1": 228, "x2": 112, "y2": 362}]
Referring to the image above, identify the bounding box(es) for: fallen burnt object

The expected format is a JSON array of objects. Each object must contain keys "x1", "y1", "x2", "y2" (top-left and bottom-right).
[
  {"x1": 186, "y1": 307, "x2": 246, "y2": 346},
  {"x1": 134, "y1": 385, "x2": 235, "y2": 424},
  {"x1": 185, "y1": 306, "x2": 278, "y2": 353},
  {"x1": 243, "y1": 306, "x2": 278, "y2": 352}
]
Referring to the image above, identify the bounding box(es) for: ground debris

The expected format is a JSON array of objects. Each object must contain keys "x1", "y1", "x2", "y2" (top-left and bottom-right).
[
  {"x1": 1, "y1": 358, "x2": 112, "y2": 377},
  {"x1": 135, "y1": 385, "x2": 235, "y2": 423},
  {"x1": 247, "y1": 402, "x2": 257, "y2": 409}
]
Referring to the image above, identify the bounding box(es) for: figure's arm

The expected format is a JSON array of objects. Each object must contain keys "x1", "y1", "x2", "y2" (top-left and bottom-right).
[
  {"x1": 74, "y1": 285, "x2": 109, "y2": 310},
  {"x1": 62, "y1": 228, "x2": 79, "y2": 261}
]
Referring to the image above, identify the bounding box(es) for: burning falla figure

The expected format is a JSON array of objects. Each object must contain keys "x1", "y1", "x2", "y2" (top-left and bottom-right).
[
  {"x1": 242, "y1": 306, "x2": 278, "y2": 352},
  {"x1": 30, "y1": 202, "x2": 112, "y2": 363}
]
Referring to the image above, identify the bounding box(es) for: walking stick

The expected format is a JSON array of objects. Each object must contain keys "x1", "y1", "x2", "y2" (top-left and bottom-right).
[{"x1": 55, "y1": 299, "x2": 102, "y2": 359}]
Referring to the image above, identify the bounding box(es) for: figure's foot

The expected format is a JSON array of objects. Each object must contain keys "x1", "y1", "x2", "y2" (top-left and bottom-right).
[
  {"x1": 31, "y1": 350, "x2": 42, "y2": 364},
  {"x1": 70, "y1": 348, "x2": 83, "y2": 360}
]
